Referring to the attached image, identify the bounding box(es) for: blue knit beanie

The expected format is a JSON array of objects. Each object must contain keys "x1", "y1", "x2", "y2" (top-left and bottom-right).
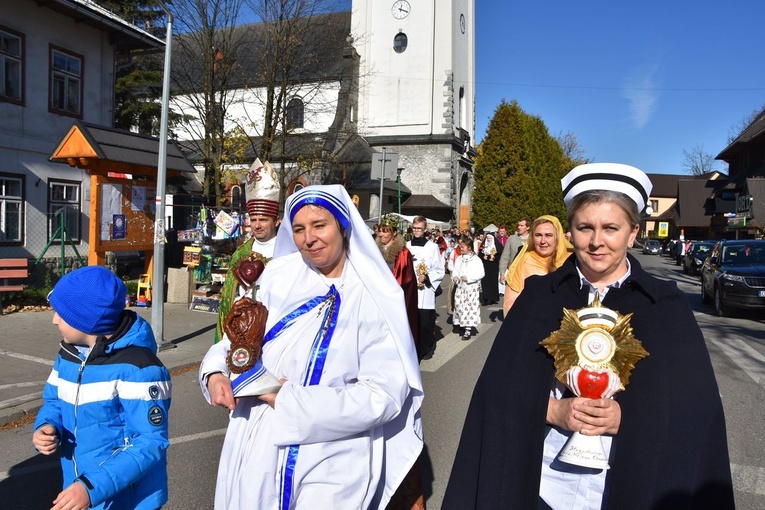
[{"x1": 49, "y1": 266, "x2": 127, "y2": 335}]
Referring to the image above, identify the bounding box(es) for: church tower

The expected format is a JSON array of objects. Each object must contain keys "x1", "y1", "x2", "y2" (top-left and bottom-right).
[{"x1": 351, "y1": 0, "x2": 475, "y2": 228}]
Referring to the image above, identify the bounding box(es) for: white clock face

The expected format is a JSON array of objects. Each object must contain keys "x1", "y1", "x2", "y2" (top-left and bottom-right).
[{"x1": 392, "y1": 0, "x2": 411, "y2": 20}]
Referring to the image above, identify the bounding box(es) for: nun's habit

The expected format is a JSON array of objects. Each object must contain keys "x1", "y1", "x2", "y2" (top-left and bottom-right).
[{"x1": 202, "y1": 185, "x2": 423, "y2": 510}]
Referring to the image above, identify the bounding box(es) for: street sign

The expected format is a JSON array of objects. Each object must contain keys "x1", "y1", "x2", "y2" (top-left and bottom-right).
[{"x1": 371, "y1": 152, "x2": 399, "y2": 180}]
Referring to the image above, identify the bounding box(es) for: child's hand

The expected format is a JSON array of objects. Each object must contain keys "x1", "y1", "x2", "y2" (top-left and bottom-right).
[
  {"x1": 51, "y1": 480, "x2": 90, "y2": 510},
  {"x1": 33, "y1": 424, "x2": 59, "y2": 455}
]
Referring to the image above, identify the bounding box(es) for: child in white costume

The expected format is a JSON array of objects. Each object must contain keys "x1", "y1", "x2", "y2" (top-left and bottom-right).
[
  {"x1": 200, "y1": 185, "x2": 423, "y2": 509},
  {"x1": 452, "y1": 234, "x2": 485, "y2": 339}
]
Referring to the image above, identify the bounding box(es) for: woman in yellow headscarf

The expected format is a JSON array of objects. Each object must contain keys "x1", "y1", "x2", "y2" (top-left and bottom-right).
[{"x1": 503, "y1": 215, "x2": 570, "y2": 315}]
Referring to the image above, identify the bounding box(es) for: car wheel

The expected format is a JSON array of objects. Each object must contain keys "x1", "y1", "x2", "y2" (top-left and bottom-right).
[
  {"x1": 700, "y1": 279, "x2": 711, "y2": 304},
  {"x1": 714, "y1": 286, "x2": 727, "y2": 317}
]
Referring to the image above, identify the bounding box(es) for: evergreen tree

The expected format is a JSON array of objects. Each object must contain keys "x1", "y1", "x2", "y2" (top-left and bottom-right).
[
  {"x1": 97, "y1": 0, "x2": 167, "y2": 134},
  {"x1": 472, "y1": 100, "x2": 570, "y2": 230}
]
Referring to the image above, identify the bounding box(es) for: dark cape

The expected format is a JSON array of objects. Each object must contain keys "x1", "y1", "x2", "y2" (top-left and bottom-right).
[
  {"x1": 442, "y1": 254, "x2": 734, "y2": 510},
  {"x1": 480, "y1": 249, "x2": 500, "y2": 304}
]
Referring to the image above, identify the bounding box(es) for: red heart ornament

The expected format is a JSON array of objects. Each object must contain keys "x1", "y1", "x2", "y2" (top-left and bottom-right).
[
  {"x1": 577, "y1": 369, "x2": 609, "y2": 399},
  {"x1": 232, "y1": 259, "x2": 266, "y2": 288}
]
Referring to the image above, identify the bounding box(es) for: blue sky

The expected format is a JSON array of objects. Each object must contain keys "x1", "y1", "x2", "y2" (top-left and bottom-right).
[{"x1": 474, "y1": 1, "x2": 765, "y2": 175}]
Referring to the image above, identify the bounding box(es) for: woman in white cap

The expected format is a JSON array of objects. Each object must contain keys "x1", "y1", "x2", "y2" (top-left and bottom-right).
[
  {"x1": 207, "y1": 185, "x2": 423, "y2": 510},
  {"x1": 443, "y1": 163, "x2": 733, "y2": 509}
]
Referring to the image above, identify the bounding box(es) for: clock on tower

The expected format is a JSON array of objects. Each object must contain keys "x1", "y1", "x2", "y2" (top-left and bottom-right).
[{"x1": 391, "y1": 1, "x2": 410, "y2": 20}]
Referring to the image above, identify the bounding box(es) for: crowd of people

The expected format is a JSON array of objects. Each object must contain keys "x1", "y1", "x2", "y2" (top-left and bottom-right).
[{"x1": 32, "y1": 161, "x2": 734, "y2": 510}]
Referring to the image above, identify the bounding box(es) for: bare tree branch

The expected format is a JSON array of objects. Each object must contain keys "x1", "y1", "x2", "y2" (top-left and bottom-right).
[{"x1": 682, "y1": 143, "x2": 720, "y2": 176}]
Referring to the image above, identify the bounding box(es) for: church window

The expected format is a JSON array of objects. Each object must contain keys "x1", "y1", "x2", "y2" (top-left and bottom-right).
[
  {"x1": 393, "y1": 32, "x2": 408, "y2": 53},
  {"x1": 285, "y1": 96, "x2": 304, "y2": 130}
]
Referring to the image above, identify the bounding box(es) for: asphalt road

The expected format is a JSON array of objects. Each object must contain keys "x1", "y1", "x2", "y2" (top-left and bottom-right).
[{"x1": 1, "y1": 250, "x2": 763, "y2": 509}]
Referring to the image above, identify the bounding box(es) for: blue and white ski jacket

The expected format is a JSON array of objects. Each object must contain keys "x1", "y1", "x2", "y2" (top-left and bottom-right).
[{"x1": 34, "y1": 310, "x2": 171, "y2": 509}]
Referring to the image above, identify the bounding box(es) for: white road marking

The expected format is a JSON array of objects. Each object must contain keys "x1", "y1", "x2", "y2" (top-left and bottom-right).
[
  {"x1": 0, "y1": 381, "x2": 45, "y2": 390},
  {"x1": 0, "y1": 428, "x2": 229, "y2": 482},
  {"x1": 0, "y1": 461, "x2": 59, "y2": 481},
  {"x1": 709, "y1": 337, "x2": 765, "y2": 385},
  {"x1": 419, "y1": 332, "x2": 478, "y2": 372},
  {"x1": 170, "y1": 427, "x2": 227, "y2": 445},
  {"x1": 0, "y1": 349, "x2": 54, "y2": 366},
  {"x1": 731, "y1": 463, "x2": 765, "y2": 496}
]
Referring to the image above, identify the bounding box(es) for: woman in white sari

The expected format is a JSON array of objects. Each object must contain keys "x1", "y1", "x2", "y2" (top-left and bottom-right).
[{"x1": 200, "y1": 185, "x2": 424, "y2": 509}]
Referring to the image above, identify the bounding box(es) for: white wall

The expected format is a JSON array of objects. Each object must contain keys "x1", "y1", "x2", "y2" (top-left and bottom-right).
[
  {"x1": 0, "y1": 0, "x2": 120, "y2": 258},
  {"x1": 352, "y1": 0, "x2": 475, "y2": 140},
  {"x1": 352, "y1": 0, "x2": 435, "y2": 136},
  {"x1": 170, "y1": 81, "x2": 342, "y2": 141}
]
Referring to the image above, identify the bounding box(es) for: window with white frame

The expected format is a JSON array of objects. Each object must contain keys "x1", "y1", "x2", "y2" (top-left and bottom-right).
[
  {"x1": 0, "y1": 173, "x2": 24, "y2": 244},
  {"x1": 0, "y1": 27, "x2": 23, "y2": 103},
  {"x1": 50, "y1": 47, "x2": 82, "y2": 116},
  {"x1": 49, "y1": 180, "x2": 81, "y2": 243},
  {"x1": 285, "y1": 96, "x2": 304, "y2": 130}
]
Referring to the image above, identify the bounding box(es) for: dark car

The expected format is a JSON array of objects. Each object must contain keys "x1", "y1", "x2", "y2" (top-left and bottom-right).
[
  {"x1": 683, "y1": 241, "x2": 714, "y2": 276},
  {"x1": 642, "y1": 240, "x2": 661, "y2": 255},
  {"x1": 700, "y1": 240, "x2": 765, "y2": 316}
]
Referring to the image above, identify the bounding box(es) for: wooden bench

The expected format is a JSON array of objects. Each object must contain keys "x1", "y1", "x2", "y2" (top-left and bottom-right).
[{"x1": 0, "y1": 258, "x2": 29, "y2": 314}]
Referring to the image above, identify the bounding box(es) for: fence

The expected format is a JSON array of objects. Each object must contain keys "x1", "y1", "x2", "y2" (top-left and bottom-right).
[{"x1": 0, "y1": 193, "x2": 251, "y2": 294}]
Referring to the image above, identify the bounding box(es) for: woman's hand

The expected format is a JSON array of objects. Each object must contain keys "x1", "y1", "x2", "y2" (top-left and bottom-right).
[
  {"x1": 546, "y1": 397, "x2": 621, "y2": 436},
  {"x1": 258, "y1": 378, "x2": 287, "y2": 409},
  {"x1": 207, "y1": 372, "x2": 237, "y2": 411},
  {"x1": 575, "y1": 398, "x2": 621, "y2": 435}
]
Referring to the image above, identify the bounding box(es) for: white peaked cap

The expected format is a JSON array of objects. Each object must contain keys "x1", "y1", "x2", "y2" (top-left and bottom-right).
[{"x1": 561, "y1": 163, "x2": 653, "y2": 212}]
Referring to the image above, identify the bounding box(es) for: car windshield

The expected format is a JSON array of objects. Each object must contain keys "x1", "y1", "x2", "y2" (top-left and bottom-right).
[
  {"x1": 695, "y1": 244, "x2": 711, "y2": 254},
  {"x1": 647, "y1": 241, "x2": 659, "y2": 247},
  {"x1": 721, "y1": 244, "x2": 765, "y2": 265}
]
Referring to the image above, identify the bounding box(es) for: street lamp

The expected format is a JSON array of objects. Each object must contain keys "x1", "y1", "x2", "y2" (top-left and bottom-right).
[
  {"x1": 397, "y1": 167, "x2": 403, "y2": 214},
  {"x1": 152, "y1": 1, "x2": 173, "y2": 350},
  {"x1": 377, "y1": 147, "x2": 387, "y2": 223}
]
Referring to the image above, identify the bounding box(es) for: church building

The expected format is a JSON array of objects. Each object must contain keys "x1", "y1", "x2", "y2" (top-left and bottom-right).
[{"x1": 172, "y1": 0, "x2": 476, "y2": 229}]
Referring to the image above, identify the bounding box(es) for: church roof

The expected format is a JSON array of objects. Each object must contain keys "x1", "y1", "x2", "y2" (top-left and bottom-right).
[
  {"x1": 172, "y1": 11, "x2": 351, "y2": 94},
  {"x1": 401, "y1": 195, "x2": 451, "y2": 210}
]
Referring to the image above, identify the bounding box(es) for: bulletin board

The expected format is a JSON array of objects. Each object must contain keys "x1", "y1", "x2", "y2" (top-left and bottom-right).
[{"x1": 90, "y1": 174, "x2": 157, "y2": 253}]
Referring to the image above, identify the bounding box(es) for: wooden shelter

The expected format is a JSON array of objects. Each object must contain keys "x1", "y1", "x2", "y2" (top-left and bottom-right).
[{"x1": 50, "y1": 121, "x2": 197, "y2": 274}]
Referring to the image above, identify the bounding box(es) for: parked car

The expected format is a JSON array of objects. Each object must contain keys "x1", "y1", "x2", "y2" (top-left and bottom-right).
[
  {"x1": 642, "y1": 240, "x2": 662, "y2": 255},
  {"x1": 700, "y1": 239, "x2": 765, "y2": 316},
  {"x1": 683, "y1": 241, "x2": 715, "y2": 276}
]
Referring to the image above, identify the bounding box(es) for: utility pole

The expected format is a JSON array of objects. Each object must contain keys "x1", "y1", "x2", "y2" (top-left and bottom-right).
[{"x1": 152, "y1": 2, "x2": 173, "y2": 350}]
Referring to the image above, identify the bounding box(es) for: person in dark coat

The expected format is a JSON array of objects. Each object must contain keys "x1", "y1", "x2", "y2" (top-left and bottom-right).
[
  {"x1": 479, "y1": 233, "x2": 500, "y2": 305},
  {"x1": 443, "y1": 163, "x2": 734, "y2": 510}
]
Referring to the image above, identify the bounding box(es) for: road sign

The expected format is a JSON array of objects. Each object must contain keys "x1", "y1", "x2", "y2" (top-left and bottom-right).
[{"x1": 371, "y1": 152, "x2": 399, "y2": 180}]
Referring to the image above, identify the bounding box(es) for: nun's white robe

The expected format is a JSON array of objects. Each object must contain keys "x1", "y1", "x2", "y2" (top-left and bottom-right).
[{"x1": 200, "y1": 251, "x2": 423, "y2": 509}]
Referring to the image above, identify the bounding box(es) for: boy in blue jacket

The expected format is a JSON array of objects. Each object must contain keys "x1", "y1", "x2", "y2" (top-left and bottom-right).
[{"x1": 33, "y1": 266, "x2": 171, "y2": 510}]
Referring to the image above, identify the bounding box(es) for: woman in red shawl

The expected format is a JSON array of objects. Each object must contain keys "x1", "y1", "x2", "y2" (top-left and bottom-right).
[
  {"x1": 376, "y1": 215, "x2": 418, "y2": 346},
  {"x1": 376, "y1": 214, "x2": 424, "y2": 510}
]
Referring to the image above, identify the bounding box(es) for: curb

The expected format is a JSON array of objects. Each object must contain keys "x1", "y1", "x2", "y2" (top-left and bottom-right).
[{"x1": 0, "y1": 399, "x2": 42, "y2": 429}]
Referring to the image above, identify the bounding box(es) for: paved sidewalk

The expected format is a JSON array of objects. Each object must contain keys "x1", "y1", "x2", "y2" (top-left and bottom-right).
[{"x1": 0, "y1": 303, "x2": 217, "y2": 427}]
